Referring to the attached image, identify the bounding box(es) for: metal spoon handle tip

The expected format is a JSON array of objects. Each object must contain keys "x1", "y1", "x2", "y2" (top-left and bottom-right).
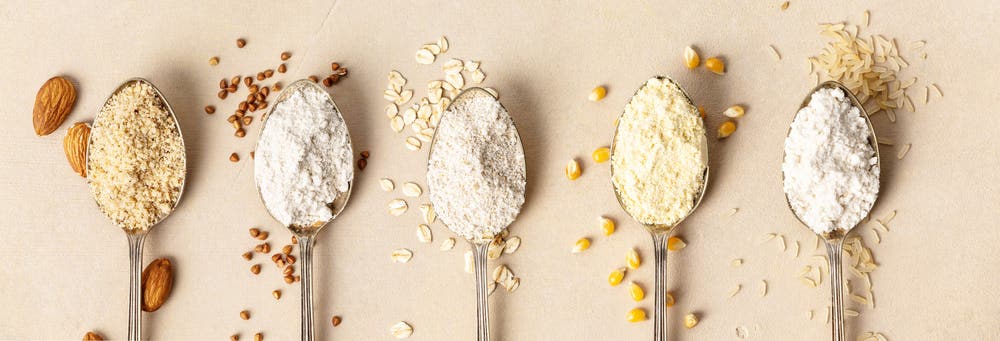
[
  {"x1": 652, "y1": 234, "x2": 670, "y2": 341},
  {"x1": 473, "y1": 243, "x2": 492, "y2": 341}
]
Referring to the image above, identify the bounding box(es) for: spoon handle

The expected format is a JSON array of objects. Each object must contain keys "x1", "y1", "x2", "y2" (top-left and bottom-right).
[
  {"x1": 652, "y1": 234, "x2": 669, "y2": 341},
  {"x1": 127, "y1": 233, "x2": 146, "y2": 341},
  {"x1": 298, "y1": 236, "x2": 316, "y2": 341},
  {"x1": 825, "y1": 240, "x2": 846, "y2": 341},
  {"x1": 473, "y1": 243, "x2": 491, "y2": 341}
]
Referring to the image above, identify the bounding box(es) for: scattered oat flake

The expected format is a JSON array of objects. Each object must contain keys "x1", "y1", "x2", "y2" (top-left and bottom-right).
[
  {"x1": 727, "y1": 208, "x2": 739, "y2": 216},
  {"x1": 845, "y1": 309, "x2": 860, "y2": 317},
  {"x1": 777, "y1": 235, "x2": 786, "y2": 251},
  {"x1": 504, "y1": 236, "x2": 521, "y2": 254},
  {"x1": 871, "y1": 229, "x2": 881, "y2": 244},
  {"x1": 863, "y1": 10, "x2": 870, "y2": 26},
  {"x1": 760, "y1": 280, "x2": 768, "y2": 296},
  {"x1": 781, "y1": 1, "x2": 789, "y2": 10},
  {"x1": 438, "y1": 36, "x2": 449, "y2": 53},
  {"x1": 402, "y1": 182, "x2": 423, "y2": 197},
  {"x1": 391, "y1": 249, "x2": 413, "y2": 263},
  {"x1": 415, "y1": 49, "x2": 435, "y2": 64},
  {"x1": 465, "y1": 60, "x2": 480, "y2": 72},
  {"x1": 729, "y1": 284, "x2": 742, "y2": 297},
  {"x1": 807, "y1": 310, "x2": 814, "y2": 320},
  {"x1": 389, "y1": 321, "x2": 413, "y2": 338},
  {"x1": 897, "y1": 143, "x2": 911, "y2": 159},
  {"x1": 380, "y1": 178, "x2": 395, "y2": 192},
  {"x1": 440, "y1": 237, "x2": 456, "y2": 251},
  {"x1": 464, "y1": 250, "x2": 474, "y2": 273},
  {"x1": 419, "y1": 204, "x2": 437, "y2": 224},
  {"x1": 388, "y1": 199, "x2": 408, "y2": 216},
  {"x1": 731, "y1": 258, "x2": 743, "y2": 267},
  {"x1": 416, "y1": 224, "x2": 433, "y2": 243},
  {"x1": 762, "y1": 233, "x2": 777, "y2": 243}
]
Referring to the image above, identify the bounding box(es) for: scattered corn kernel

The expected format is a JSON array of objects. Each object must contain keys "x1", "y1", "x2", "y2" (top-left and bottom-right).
[
  {"x1": 600, "y1": 217, "x2": 616, "y2": 236},
  {"x1": 565, "y1": 159, "x2": 581, "y2": 180},
  {"x1": 698, "y1": 105, "x2": 706, "y2": 118},
  {"x1": 684, "y1": 313, "x2": 699, "y2": 328},
  {"x1": 665, "y1": 292, "x2": 675, "y2": 307},
  {"x1": 684, "y1": 46, "x2": 700, "y2": 69},
  {"x1": 723, "y1": 105, "x2": 745, "y2": 118},
  {"x1": 608, "y1": 267, "x2": 626, "y2": 286},
  {"x1": 705, "y1": 57, "x2": 725, "y2": 75},
  {"x1": 572, "y1": 238, "x2": 591, "y2": 253},
  {"x1": 626, "y1": 308, "x2": 647, "y2": 323},
  {"x1": 588, "y1": 86, "x2": 607, "y2": 101},
  {"x1": 667, "y1": 237, "x2": 687, "y2": 251},
  {"x1": 628, "y1": 281, "x2": 645, "y2": 301},
  {"x1": 717, "y1": 120, "x2": 737, "y2": 139},
  {"x1": 626, "y1": 248, "x2": 641, "y2": 269},
  {"x1": 591, "y1": 147, "x2": 611, "y2": 163}
]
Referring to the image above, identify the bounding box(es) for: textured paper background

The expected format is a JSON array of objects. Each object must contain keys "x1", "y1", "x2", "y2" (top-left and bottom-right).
[{"x1": 1, "y1": 1, "x2": 998, "y2": 340}]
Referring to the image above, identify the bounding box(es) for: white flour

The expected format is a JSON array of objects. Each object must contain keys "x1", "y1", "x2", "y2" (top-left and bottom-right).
[
  {"x1": 427, "y1": 91, "x2": 526, "y2": 241},
  {"x1": 254, "y1": 83, "x2": 353, "y2": 228},
  {"x1": 783, "y1": 87, "x2": 879, "y2": 234}
]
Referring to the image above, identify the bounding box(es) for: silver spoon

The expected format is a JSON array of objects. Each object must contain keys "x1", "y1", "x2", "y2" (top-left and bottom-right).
[
  {"x1": 782, "y1": 80, "x2": 880, "y2": 341},
  {"x1": 426, "y1": 87, "x2": 526, "y2": 341},
  {"x1": 86, "y1": 78, "x2": 187, "y2": 341},
  {"x1": 254, "y1": 79, "x2": 354, "y2": 341},
  {"x1": 610, "y1": 76, "x2": 709, "y2": 340}
]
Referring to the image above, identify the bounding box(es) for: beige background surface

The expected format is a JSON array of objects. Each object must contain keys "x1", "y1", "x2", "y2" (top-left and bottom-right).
[{"x1": 1, "y1": 1, "x2": 998, "y2": 340}]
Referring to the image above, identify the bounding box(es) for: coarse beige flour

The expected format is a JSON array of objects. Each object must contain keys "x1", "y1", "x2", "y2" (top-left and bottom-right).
[
  {"x1": 426, "y1": 90, "x2": 525, "y2": 241},
  {"x1": 611, "y1": 78, "x2": 707, "y2": 228},
  {"x1": 87, "y1": 81, "x2": 186, "y2": 231}
]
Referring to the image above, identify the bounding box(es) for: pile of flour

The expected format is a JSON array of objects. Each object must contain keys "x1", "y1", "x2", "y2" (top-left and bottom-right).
[
  {"x1": 783, "y1": 87, "x2": 879, "y2": 234},
  {"x1": 254, "y1": 83, "x2": 353, "y2": 228},
  {"x1": 426, "y1": 91, "x2": 526, "y2": 241}
]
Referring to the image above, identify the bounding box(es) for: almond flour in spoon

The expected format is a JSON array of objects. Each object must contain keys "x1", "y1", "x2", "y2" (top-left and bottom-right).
[
  {"x1": 426, "y1": 91, "x2": 525, "y2": 241},
  {"x1": 254, "y1": 84, "x2": 352, "y2": 228},
  {"x1": 783, "y1": 87, "x2": 879, "y2": 234},
  {"x1": 87, "y1": 81, "x2": 185, "y2": 231}
]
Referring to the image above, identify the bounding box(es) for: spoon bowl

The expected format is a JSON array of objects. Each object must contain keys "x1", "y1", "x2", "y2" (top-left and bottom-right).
[
  {"x1": 610, "y1": 76, "x2": 709, "y2": 340},
  {"x1": 86, "y1": 78, "x2": 187, "y2": 341},
  {"x1": 426, "y1": 87, "x2": 526, "y2": 341},
  {"x1": 254, "y1": 79, "x2": 354, "y2": 341},
  {"x1": 782, "y1": 80, "x2": 880, "y2": 341}
]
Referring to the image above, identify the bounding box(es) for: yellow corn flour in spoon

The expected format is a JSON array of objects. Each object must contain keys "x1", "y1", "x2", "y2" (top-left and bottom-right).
[{"x1": 612, "y1": 78, "x2": 707, "y2": 227}]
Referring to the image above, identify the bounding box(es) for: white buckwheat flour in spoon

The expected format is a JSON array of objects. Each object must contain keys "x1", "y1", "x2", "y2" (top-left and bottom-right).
[
  {"x1": 427, "y1": 91, "x2": 525, "y2": 241},
  {"x1": 254, "y1": 84, "x2": 352, "y2": 228},
  {"x1": 783, "y1": 87, "x2": 879, "y2": 234}
]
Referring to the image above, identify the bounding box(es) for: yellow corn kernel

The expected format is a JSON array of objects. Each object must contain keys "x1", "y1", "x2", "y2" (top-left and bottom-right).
[
  {"x1": 684, "y1": 46, "x2": 700, "y2": 69},
  {"x1": 717, "y1": 120, "x2": 737, "y2": 139},
  {"x1": 684, "y1": 313, "x2": 699, "y2": 328},
  {"x1": 705, "y1": 57, "x2": 725, "y2": 75},
  {"x1": 665, "y1": 292, "x2": 676, "y2": 307},
  {"x1": 591, "y1": 147, "x2": 611, "y2": 163},
  {"x1": 698, "y1": 105, "x2": 706, "y2": 118},
  {"x1": 608, "y1": 267, "x2": 626, "y2": 286},
  {"x1": 600, "y1": 217, "x2": 616, "y2": 236},
  {"x1": 572, "y1": 238, "x2": 591, "y2": 253},
  {"x1": 565, "y1": 159, "x2": 581, "y2": 180},
  {"x1": 667, "y1": 236, "x2": 687, "y2": 251},
  {"x1": 723, "y1": 105, "x2": 745, "y2": 118},
  {"x1": 588, "y1": 86, "x2": 607, "y2": 102},
  {"x1": 626, "y1": 248, "x2": 641, "y2": 269},
  {"x1": 628, "y1": 281, "x2": 645, "y2": 301},
  {"x1": 626, "y1": 308, "x2": 647, "y2": 323}
]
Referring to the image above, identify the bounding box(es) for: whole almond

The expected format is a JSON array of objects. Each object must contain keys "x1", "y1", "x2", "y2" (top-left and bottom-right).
[
  {"x1": 63, "y1": 122, "x2": 90, "y2": 177},
  {"x1": 141, "y1": 258, "x2": 174, "y2": 312},
  {"x1": 83, "y1": 331, "x2": 104, "y2": 340},
  {"x1": 33, "y1": 76, "x2": 77, "y2": 136}
]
